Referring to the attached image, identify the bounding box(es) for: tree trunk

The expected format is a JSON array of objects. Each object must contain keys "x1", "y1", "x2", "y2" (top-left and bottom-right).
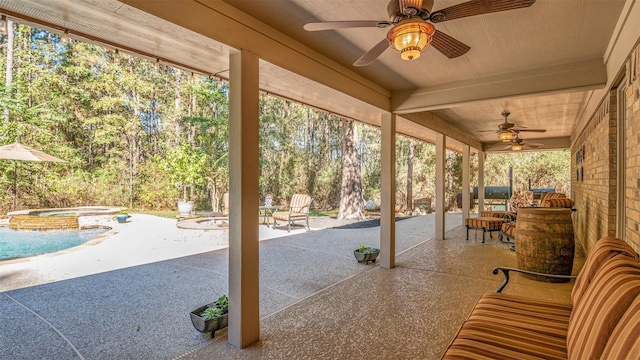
[
  {"x1": 338, "y1": 119, "x2": 364, "y2": 220},
  {"x1": 407, "y1": 138, "x2": 415, "y2": 213},
  {"x1": 4, "y1": 19, "x2": 14, "y2": 126}
]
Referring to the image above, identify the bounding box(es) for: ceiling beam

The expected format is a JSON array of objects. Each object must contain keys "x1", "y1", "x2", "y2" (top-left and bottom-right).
[
  {"x1": 392, "y1": 59, "x2": 607, "y2": 114},
  {"x1": 399, "y1": 112, "x2": 482, "y2": 150}
]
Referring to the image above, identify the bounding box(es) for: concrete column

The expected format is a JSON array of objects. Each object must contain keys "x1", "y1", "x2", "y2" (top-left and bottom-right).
[
  {"x1": 228, "y1": 49, "x2": 260, "y2": 349},
  {"x1": 380, "y1": 112, "x2": 396, "y2": 268},
  {"x1": 478, "y1": 150, "x2": 485, "y2": 213},
  {"x1": 435, "y1": 133, "x2": 446, "y2": 240},
  {"x1": 462, "y1": 145, "x2": 470, "y2": 225}
]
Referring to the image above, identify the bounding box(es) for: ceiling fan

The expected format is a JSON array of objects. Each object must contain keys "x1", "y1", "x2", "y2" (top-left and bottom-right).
[
  {"x1": 487, "y1": 111, "x2": 546, "y2": 142},
  {"x1": 303, "y1": 0, "x2": 537, "y2": 67},
  {"x1": 503, "y1": 131, "x2": 544, "y2": 151}
]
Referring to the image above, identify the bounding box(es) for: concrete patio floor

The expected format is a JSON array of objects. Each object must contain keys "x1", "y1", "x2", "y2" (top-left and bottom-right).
[{"x1": 0, "y1": 213, "x2": 583, "y2": 359}]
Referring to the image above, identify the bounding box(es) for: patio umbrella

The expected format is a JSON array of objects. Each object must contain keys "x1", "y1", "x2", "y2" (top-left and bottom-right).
[{"x1": 0, "y1": 142, "x2": 67, "y2": 211}]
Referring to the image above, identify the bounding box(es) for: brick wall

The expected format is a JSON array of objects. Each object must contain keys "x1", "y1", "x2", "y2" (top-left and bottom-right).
[
  {"x1": 572, "y1": 42, "x2": 640, "y2": 253},
  {"x1": 624, "y1": 44, "x2": 640, "y2": 251},
  {"x1": 572, "y1": 90, "x2": 617, "y2": 253}
]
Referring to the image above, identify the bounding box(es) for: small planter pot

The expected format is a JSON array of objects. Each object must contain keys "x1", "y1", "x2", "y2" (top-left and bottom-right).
[
  {"x1": 190, "y1": 303, "x2": 229, "y2": 337},
  {"x1": 116, "y1": 214, "x2": 128, "y2": 223},
  {"x1": 177, "y1": 201, "x2": 194, "y2": 216},
  {"x1": 354, "y1": 248, "x2": 379, "y2": 264}
]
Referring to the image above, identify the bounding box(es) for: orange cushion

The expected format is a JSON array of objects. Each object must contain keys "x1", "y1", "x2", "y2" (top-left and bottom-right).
[
  {"x1": 571, "y1": 237, "x2": 639, "y2": 305},
  {"x1": 465, "y1": 217, "x2": 503, "y2": 231},
  {"x1": 541, "y1": 198, "x2": 575, "y2": 208},
  {"x1": 600, "y1": 294, "x2": 640, "y2": 359},
  {"x1": 566, "y1": 255, "x2": 640, "y2": 360},
  {"x1": 501, "y1": 222, "x2": 516, "y2": 237}
]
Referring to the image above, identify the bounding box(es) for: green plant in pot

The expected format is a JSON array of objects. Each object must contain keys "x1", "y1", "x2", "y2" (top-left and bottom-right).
[
  {"x1": 157, "y1": 142, "x2": 207, "y2": 216},
  {"x1": 190, "y1": 294, "x2": 229, "y2": 337},
  {"x1": 116, "y1": 209, "x2": 129, "y2": 223},
  {"x1": 354, "y1": 244, "x2": 379, "y2": 264}
]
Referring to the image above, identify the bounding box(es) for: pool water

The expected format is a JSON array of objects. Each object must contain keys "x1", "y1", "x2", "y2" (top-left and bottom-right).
[{"x1": 0, "y1": 227, "x2": 109, "y2": 261}]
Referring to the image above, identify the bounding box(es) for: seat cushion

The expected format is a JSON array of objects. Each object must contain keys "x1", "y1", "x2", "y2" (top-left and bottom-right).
[
  {"x1": 599, "y1": 293, "x2": 640, "y2": 359},
  {"x1": 500, "y1": 222, "x2": 516, "y2": 237},
  {"x1": 571, "y1": 237, "x2": 638, "y2": 305},
  {"x1": 289, "y1": 194, "x2": 311, "y2": 213},
  {"x1": 541, "y1": 198, "x2": 575, "y2": 208},
  {"x1": 480, "y1": 211, "x2": 505, "y2": 219},
  {"x1": 467, "y1": 292, "x2": 572, "y2": 339},
  {"x1": 566, "y1": 254, "x2": 640, "y2": 360},
  {"x1": 465, "y1": 217, "x2": 503, "y2": 231},
  {"x1": 443, "y1": 319, "x2": 568, "y2": 360},
  {"x1": 540, "y1": 192, "x2": 566, "y2": 202}
]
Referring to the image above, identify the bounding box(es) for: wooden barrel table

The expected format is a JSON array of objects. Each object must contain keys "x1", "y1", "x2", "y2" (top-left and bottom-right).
[{"x1": 515, "y1": 208, "x2": 575, "y2": 282}]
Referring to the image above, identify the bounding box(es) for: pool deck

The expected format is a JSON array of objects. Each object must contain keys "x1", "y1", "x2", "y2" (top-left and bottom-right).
[
  {"x1": 0, "y1": 214, "x2": 309, "y2": 292},
  {"x1": 0, "y1": 213, "x2": 581, "y2": 359}
]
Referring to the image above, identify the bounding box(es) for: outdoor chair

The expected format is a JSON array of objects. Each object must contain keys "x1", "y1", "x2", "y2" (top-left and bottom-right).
[
  {"x1": 222, "y1": 192, "x2": 229, "y2": 217},
  {"x1": 272, "y1": 194, "x2": 312, "y2": 232}
]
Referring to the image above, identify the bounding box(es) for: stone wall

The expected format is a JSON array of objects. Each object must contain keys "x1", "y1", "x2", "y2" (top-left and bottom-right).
[{"x1": 572, "y1": 42, "x2": 640, "y2": 253}]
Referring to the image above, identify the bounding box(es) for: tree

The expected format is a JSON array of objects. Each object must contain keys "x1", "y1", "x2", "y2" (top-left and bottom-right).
[
  {"x1": 406, "y1": 138, "x2": 415, "y2": 213},
  {"x1": 338, "y1": 118, "x2": 364, "y2": 219},
  {"x1": 3, "y1": 19, "x2": 14, "y2": 126},
  {"x1": 157, "y1": 142, "x2": 208, "y2": 202}
]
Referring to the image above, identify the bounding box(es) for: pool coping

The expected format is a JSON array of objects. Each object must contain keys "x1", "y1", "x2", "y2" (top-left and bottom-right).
[{"x1": 7, "y1": 206, "x2": 122, "y2": 217}]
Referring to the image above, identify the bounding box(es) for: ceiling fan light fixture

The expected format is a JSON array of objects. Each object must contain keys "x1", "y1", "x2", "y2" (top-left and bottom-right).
[
  {"x1": 499, "y1": 130, "x2": 513, "y2": 142},
  {"x1": 387, "y1": 20, "x2": 434, "y2": 61},
  {"x1": 511, "y1": 143, "x2": 523, "y2": 151}
]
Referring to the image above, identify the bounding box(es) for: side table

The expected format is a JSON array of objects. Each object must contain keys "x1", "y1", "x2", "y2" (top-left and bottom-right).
[{"x1": 259, "y1": 205, "x2": 279, "y2": 227}]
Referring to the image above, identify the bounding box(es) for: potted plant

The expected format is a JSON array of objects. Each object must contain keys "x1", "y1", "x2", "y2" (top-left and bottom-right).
[
  {"x1": 157, "y1": 143, "x2": 207, "y2": 216},
  {"x1": 116, "y1": 209, "x2": 129, "y2": 223},
  {"x1": 190, "y1": 294, "x2": 229, "y2": 337},
  {"x1": 354, "y1": 244, "x2": 379, "y2": 264}
]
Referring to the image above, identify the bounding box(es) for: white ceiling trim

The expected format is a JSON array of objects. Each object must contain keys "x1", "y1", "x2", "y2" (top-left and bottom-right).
[{"x1": 391, "y1": 58, "x2": 607, "y2": 114}]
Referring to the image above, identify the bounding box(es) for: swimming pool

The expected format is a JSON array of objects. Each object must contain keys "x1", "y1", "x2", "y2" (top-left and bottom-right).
[{"x1": 0, "y1": 226, "x2": 110, "y2": 261}]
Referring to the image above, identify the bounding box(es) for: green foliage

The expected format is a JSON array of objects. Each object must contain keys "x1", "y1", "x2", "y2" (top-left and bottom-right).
[
  {"x1": 484, "y1": 151, "x2": 570, "y2": 193},
  {"x1": 200, "y1": 307, "x2": 223, "y2": 321},
  {"x1": 0, "y1": 23, "x2": 571, "y2": 215},
  {"x1": 157, "y1": 143, "x2": 208, "y2": 202},
  {"x1": 216, "y1": 295, "x2": 229, "y2": 310},
  {"x1": 200, "y1": 294, "x2": 228, "y2": 320},
  {"x1": 357, "y1": 245, "x2": 378, "y2": 253}
]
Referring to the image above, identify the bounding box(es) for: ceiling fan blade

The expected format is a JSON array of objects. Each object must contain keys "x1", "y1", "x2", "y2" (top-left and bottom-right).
[
  {"x1": 430, "y1": 0, "x2": 536, "y2": 23},
  {"x1": 431, "y1": 30, "x2": 471, "y2": 59},
  {"x1": 512, "y1": 128, "x2": 546, "y2": 132},
  {"x1": 304, "y1": 21, "x2": 391, "y2": 31},
  {"x1": 354, "y1": 38, "x2": 390, "y2": 67}
]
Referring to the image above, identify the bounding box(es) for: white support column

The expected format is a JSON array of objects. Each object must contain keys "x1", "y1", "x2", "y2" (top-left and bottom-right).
[
  {"x1": 380, "y1": 112, "x2": 396, "y2": 268},
  {"x1": 228, "y1": 49, "x2": 260, "y2": 349},
  {"x1": 478, "y1": 150, "x2": 485, "y2": 213},
  {"x1": 435, "y1": 133, "x2": 446, "y2": 240},
  {"x1": 462, "y1": 145, "x2": 470, "y2": 225}
]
